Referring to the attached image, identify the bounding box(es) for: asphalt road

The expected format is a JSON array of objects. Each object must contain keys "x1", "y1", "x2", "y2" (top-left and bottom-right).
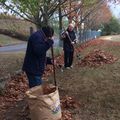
[
  {"x1": 0, "y1": 43, "x2": 27, "y2": 52},
  {"x1": 0, "y1": 39, "x2": 60, "y2": 53}
]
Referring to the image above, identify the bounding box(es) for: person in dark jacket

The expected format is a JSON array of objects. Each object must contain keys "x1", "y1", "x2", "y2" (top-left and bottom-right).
[
  {"x1": 22, "y1": 26, "x2": 54, "y2": 88},
  {"x1": 61, "y1": 23, "x2": 76, "y2": 69}
]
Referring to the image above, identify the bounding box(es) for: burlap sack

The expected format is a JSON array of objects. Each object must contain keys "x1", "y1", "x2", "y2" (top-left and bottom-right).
[{"x1": 26, "y1": 84, "x2": 62, "y2": 120}]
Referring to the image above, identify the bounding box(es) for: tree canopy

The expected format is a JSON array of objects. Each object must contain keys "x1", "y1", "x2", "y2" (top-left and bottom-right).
[
  {"x1": 0, "y1": 0, "x2": 120, "y2": 29},
  {"x1": 102, "y1": 17, "x2": 120, "y2": 35}
]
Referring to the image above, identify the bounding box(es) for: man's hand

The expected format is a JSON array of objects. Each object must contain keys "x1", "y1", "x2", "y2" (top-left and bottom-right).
[
  {"x1": 61, "y1": 32, "x2": 66, "y2": 39},
  {"x1": 74, "y1": 39, "x2": 79, "y2": 44},
  {"x1": 48, "y1": 36, "x2": 54, "y2": 39},
  {"x1": 71, "y1": 41, "x2": 75, "y2": 44}
]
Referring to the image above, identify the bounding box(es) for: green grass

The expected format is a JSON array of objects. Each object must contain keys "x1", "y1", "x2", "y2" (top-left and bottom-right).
[
  {"x1": 0, "y1": 51, "x2": 25, "y2": 94},
  {"x1": 0, "y1": 52, "x2": 25, "y2": 78},
  {"x1": 0, "y1": 46, "x2": 63, "y2": 78},
  {"x1": 0, "y1": 34, "x2": 25, "y2": 46},
  {"x1": 0, "y1": 19, "x2": 36, "y2": 36},
  {"x1": 49, "y1": 39, "x2": 120, "y2": 120}
]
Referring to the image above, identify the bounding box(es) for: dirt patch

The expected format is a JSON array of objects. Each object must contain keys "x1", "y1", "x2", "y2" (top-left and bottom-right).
[{"x1": 100, "y1": 35, "x2": 120, "y2": 42}]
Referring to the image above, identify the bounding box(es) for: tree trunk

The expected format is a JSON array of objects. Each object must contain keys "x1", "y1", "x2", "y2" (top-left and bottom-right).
[
  {"x1": 35, "y1": 15, "x2": 49, "y2": 30},
  {"x1": 59, "y1": 0, "x2": 63, "y2": 47}
]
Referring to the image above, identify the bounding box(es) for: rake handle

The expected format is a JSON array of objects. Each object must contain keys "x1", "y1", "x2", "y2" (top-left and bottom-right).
[{"x1": 51, "y1": 46, "x2": 57, "y2": 86}]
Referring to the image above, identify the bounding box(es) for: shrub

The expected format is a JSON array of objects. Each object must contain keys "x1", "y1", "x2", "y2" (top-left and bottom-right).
[{"x1": 101, "y1": 17, "x2": 120, "y2": 35}]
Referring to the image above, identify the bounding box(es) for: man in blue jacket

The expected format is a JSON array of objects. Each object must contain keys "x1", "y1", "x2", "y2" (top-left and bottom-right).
[{"x1": 22, "y1": 26, "x2": 54, "y2": 88}]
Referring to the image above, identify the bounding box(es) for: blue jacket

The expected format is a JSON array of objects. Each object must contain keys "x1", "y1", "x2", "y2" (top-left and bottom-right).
[{"x1": 22, "y1": 30, "x2": 53, "y2": 76}]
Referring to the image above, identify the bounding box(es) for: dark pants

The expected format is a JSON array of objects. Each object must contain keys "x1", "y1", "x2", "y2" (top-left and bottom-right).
[
  {"x1": 26, "y1": 72, "x2": 43, "y2": 88},
  {"x1": 64, "y1": 50, "x2": 74, "y2": 68}
]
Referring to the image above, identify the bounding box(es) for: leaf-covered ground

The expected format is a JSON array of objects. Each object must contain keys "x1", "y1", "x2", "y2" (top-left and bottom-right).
[
  {"x1": 50, "y1": 38, "x2": 120, "y2": 120},
  {"x1": 0, "y1": 37, "x2": 120, "y2": 120}
]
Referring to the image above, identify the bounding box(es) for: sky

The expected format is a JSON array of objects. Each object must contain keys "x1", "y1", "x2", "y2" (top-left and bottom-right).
[
  {"x1": 109, "y1": 3, "x2": 120, "y2": 18},
  {"x1": 0, "y1": 2, "x2": 120, "y2": 19}
]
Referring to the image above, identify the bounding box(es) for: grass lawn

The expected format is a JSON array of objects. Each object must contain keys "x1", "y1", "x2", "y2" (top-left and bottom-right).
[
  {"x1": 0, "y1": 34, "x2": 25, "y2": 46},
  {"x1": 0, "y1": 52, "x2": 25, "y2": 78},
  {"x1": 49, "y1": 39, "x2": 120, "y2": 120},
  {"x1": 0, "y1": 19, "x2": 36, "y2": 36}
]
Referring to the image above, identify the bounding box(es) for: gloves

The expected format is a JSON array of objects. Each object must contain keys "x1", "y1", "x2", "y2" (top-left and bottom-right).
[
  {"x1": 71, "y1": 42, "x2": 75, "y2": 44},
  {"x1": 71, "y1": 39, "x2": 79, "y2": 44},
  {"x1": 74, "y1": 39, "x2": 79, "y2": 44}
]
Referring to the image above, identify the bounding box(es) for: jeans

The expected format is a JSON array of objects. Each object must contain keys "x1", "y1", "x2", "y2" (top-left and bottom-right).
[{"x1": 26, "y1": 72, "x2": 43, "y2": 88}]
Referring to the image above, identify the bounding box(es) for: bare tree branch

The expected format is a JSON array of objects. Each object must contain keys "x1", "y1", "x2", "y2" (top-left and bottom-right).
[
  {"x1": 1, "y1": 2, "x2": 37, "y2": 24},
  {"x1": 79, "y1": 0, "x2": 106, "y2": 24}
]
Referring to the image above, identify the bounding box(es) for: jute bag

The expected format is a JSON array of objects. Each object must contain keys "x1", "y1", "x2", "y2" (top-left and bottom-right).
[{"x1": 26, "y1": 84, "x2": 62, "y2": 120}]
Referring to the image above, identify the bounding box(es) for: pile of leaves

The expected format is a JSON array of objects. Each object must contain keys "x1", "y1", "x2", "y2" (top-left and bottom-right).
[
  {"x1": 61, "y1": 96, "x2": 80, "y2": 120},
  {"x1": 78, "y1": 49, "x2": 118, "y2": 67},
  {"x1": 0, "y1": 72, "x2": 28, "y2": 111},
  {"x1": 75, "y1": 39, "x2": 104, "y2": 53},
  {"x1": 55, "y1": 55, "x2": 64, "y2": 69},
  {"x1": 61, "y1": 96, "x2": 79, "y2": 109},
  {"x1": 42, "y1": 65, "x2": 53, "y2": 81}
]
